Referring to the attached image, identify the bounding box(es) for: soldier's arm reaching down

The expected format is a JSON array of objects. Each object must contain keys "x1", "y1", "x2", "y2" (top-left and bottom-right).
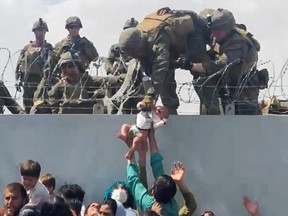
[{"x1": 150, "y1": 31, "x2": 171, "y2": 97}]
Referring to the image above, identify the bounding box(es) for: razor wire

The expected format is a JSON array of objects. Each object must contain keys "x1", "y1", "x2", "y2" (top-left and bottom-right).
[{"x1": 1, "y1": 46, "x2": 288, "y2": 114}]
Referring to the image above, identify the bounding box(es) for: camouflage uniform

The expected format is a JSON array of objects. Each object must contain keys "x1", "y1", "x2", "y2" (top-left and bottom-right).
[
  {"x1": 200, "y1": 9, "x2": 260, "y2": 115},
  {"x1": 118, "y1": 12, "x2": 197, "y2": 114},
  {"x1": 46, "y1": 53, "x2": 105, "y2": 114},
  {"x1": 33, "y1": 16, "x2": 98, "y2": 104},
  {"x1": 0, "y1": 81, "x2": 24, "y2": 114},
  {"x1": 104, "y1": 18, "x2": 138, "y2": 98},
  {"x1": 16, "y1": 18, "x2": 52, "y2": 113}
]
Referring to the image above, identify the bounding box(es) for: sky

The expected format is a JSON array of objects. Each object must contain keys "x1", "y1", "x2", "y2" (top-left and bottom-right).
[{"x1": 0, "y1": 0, "x2": 287, "y2": 114}]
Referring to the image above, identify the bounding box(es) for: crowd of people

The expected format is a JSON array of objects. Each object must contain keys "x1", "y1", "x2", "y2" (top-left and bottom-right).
[
  {"x1": 1, "y1": 130, "x2": 262, "y2": 216},
  {"x1": 0, "y1": 7, "x2": 270, "y2": 115}
]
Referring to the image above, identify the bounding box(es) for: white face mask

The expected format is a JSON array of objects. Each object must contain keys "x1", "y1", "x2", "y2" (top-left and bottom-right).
[{"x1": 111, "y1": 188, "x2": 128, "y2": 204}]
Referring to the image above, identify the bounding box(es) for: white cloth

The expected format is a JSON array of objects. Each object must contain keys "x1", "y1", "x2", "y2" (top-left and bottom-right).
[
  {"x1": 124, "y1": 207, "x2": 137, "y2": 216},
  {"x1": 136, "y1": 111, "x2": 165, "y2": 130},
  {"x1": 115, "y1": 200, "x2": 126, "y2": 216},
  {"x1": 25, "y1": 181, "x2": 49, "y2": 209},
  {"x1": 81, "y1": 204, "x2": 86, "y2": 216}
]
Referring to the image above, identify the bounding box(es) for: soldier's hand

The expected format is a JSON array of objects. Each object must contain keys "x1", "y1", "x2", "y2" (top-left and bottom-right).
[
  {"x1": 157, "y1": 7, "x2": 172, "y2": 15},
  {"x1": 178, "y1": 56, "x2": 193, "y2": 71},
  {"x1": 170, "y1": 60, "x2": 182, "y2": 69}
]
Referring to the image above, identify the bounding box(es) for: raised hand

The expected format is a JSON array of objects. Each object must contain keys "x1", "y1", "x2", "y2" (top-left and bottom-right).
[
  {"x1": 151, "y1": 202, "x2": 162, "y2": 214},
  {"x1": 243, "y1": 196, "x2": 260, "y2": 216},
  {"x1": 171, "y1": 161, "x2": 185, "y2": 183}
]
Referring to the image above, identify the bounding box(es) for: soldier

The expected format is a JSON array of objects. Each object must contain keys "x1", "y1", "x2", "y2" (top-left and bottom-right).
[
  {"x1": 179, "y1": 8, "x2": 260, "y2": 115},
  {"x1": 33, "y1": 16, "x2": 98, "y2": 105},
  {"x1": 15, "y1": 18, "x2": 52, "y2": 114},
  {"x1": 46, "y1": 52, "x2": 105, "y2": 114},
  {"x1": 118, "y1": 12, "x2": 201, "y2": 115},
  {"x1": 0, "y1": 81, "x2": 25, "y2": 114},
  {"x1": 104, "y1": 18, "x2": 138, "y2": 98}
]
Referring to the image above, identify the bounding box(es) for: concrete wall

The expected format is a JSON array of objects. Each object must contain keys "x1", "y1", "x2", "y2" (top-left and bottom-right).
[{"x1": 0, "y1": 115, "x2": 287, "y2": 216}]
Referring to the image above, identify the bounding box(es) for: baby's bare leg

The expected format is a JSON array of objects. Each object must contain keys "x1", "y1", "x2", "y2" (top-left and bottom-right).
[{"x1": 117, "y1": 124, "x2": 131, "y2": 142}]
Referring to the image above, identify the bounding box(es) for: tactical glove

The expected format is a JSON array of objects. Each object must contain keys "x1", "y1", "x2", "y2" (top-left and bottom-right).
[
  {"x1": 179, "y1": 56, "x2": 193, "y2": 70},
  {"x1": 157, "y1": 7, "x2": 172, "y2": 15},
  {"x1": 169, "y1": 60, "x2": 182, "y2": 69}
]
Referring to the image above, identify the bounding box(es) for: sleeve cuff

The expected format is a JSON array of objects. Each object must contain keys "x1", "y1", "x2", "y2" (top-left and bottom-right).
[{"x1": 150, "y1": 153, "x2": 163, "y2": 166}]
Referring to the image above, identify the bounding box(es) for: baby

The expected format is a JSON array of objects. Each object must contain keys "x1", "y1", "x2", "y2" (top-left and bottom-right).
[{"x1": 117, "y1": 95, "x2": 169, "y2": 159}]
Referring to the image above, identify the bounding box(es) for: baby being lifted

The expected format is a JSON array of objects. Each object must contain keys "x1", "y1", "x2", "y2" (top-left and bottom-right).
[{"x1": 117, "y1": 95, "x2": 169, "y2": 159}]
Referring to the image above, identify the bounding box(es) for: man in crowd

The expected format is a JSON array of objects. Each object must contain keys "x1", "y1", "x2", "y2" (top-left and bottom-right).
[
  {"x1": 2, "y1": 183, "x2": 28, "y2": 216},
  {"x1": 58, "y1": 184, "x2": 85, "y2": 216}
]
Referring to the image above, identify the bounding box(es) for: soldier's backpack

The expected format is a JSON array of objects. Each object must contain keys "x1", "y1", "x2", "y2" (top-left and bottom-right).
[
  {"x1": 137, "y1": 12, "x2": 194, "y2": 51},
  {"x1": 236, "y1": 28, "x2": 269, "y2": 89},
  {"x1": 235, "y1": 27, "x2": 261, "y2": 52}
]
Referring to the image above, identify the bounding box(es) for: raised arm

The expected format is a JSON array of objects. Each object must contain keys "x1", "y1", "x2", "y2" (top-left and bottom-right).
[
  {"x1": 126, "y1": 151, "x2": 155, "y2": 211},
  {"x1": 148, "y1": 129, "x2": 164, "y2": 178},
  {"x1": 171, "y1": 162, "x2": 197, "y2": 216}
]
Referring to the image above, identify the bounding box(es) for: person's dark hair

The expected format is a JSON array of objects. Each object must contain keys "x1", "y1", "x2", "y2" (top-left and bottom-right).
[
  {"x1": 41, "y1": 201, "x2": 73, "y2": 216},
  {"x1": 201, "y1": 210, "x2": 215, "y2": 216},
  {"x1": 20, "y1": 160, "x2": 41, "y2": 178},
  {"x1": 102, "y1": 198, "x2": 117, "y2": 216},
  {"x1": 142, "y1": 211, "x2": 160, "y2": 216},
  {"x1": 58, "y1": 184, "x2": 85, "y2": 216},
  {"x1": 66, "y1": 199, "x2": 83, "y2": 216},
  {"x1": 40, "y1": 173, "x2": 56, "y2": 190},
  {"x1": 152, "y1": 175, "x2": 177, "y2": 204},
  {"x1": 5, "y1": 182, "x2": 27, "y2": 200},
  {"x1": 58, "y1": 183, "x2": 85, "y2": 202},
  {"x1": 19, "y1": 208, "x2": 41, "y2": 216}
]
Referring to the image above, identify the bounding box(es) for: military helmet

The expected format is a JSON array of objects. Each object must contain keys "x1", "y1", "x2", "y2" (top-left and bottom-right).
[
  {"x1": 199, "y1": 8, "x2": 215, "y2": 19},
  {"x1": 65, "y1": 16, "x2": 83, "y2": 29},
  {"x1": 32, "y1": 18, "x2": 49, "y2": 32},
  {"x1": 235, "y1": 23, "x2": 247, "y2": 31},
  {"x1": 123, "y1": 18, "x2": 139, "y2": 30},
  {"x1": 210, "y1": 8, "x2": 236, "y2": 30},
  {"x1": 118, "y1": 27, "x2": 143, "y2": 56},
  {"x1": 58, "y1": 52, "x2": 81, "y2": 67}
]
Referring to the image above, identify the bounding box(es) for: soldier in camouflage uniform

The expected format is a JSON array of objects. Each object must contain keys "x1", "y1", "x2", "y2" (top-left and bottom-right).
[
  {"x1": 0, "y1": 81, "x2": 25, "y2": 114},
  {"x1": 118, "y1": 12, "x2": 203, "y2": 115},
  {"x1": 179, "y1": 8, "x2": 260, "y2": 115},
  {"x1": 33, "y1": 16, "x2": 98, "y2": 106},
  {"x1": 45, "y1": 52, "x2": 105, "y2": 114},
  {"x1": 15, "y1": 18, "x2": 53, "y2": 113},
  {"x1": 104, "y1": 18, "x2": 138, "y2": 98}
]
